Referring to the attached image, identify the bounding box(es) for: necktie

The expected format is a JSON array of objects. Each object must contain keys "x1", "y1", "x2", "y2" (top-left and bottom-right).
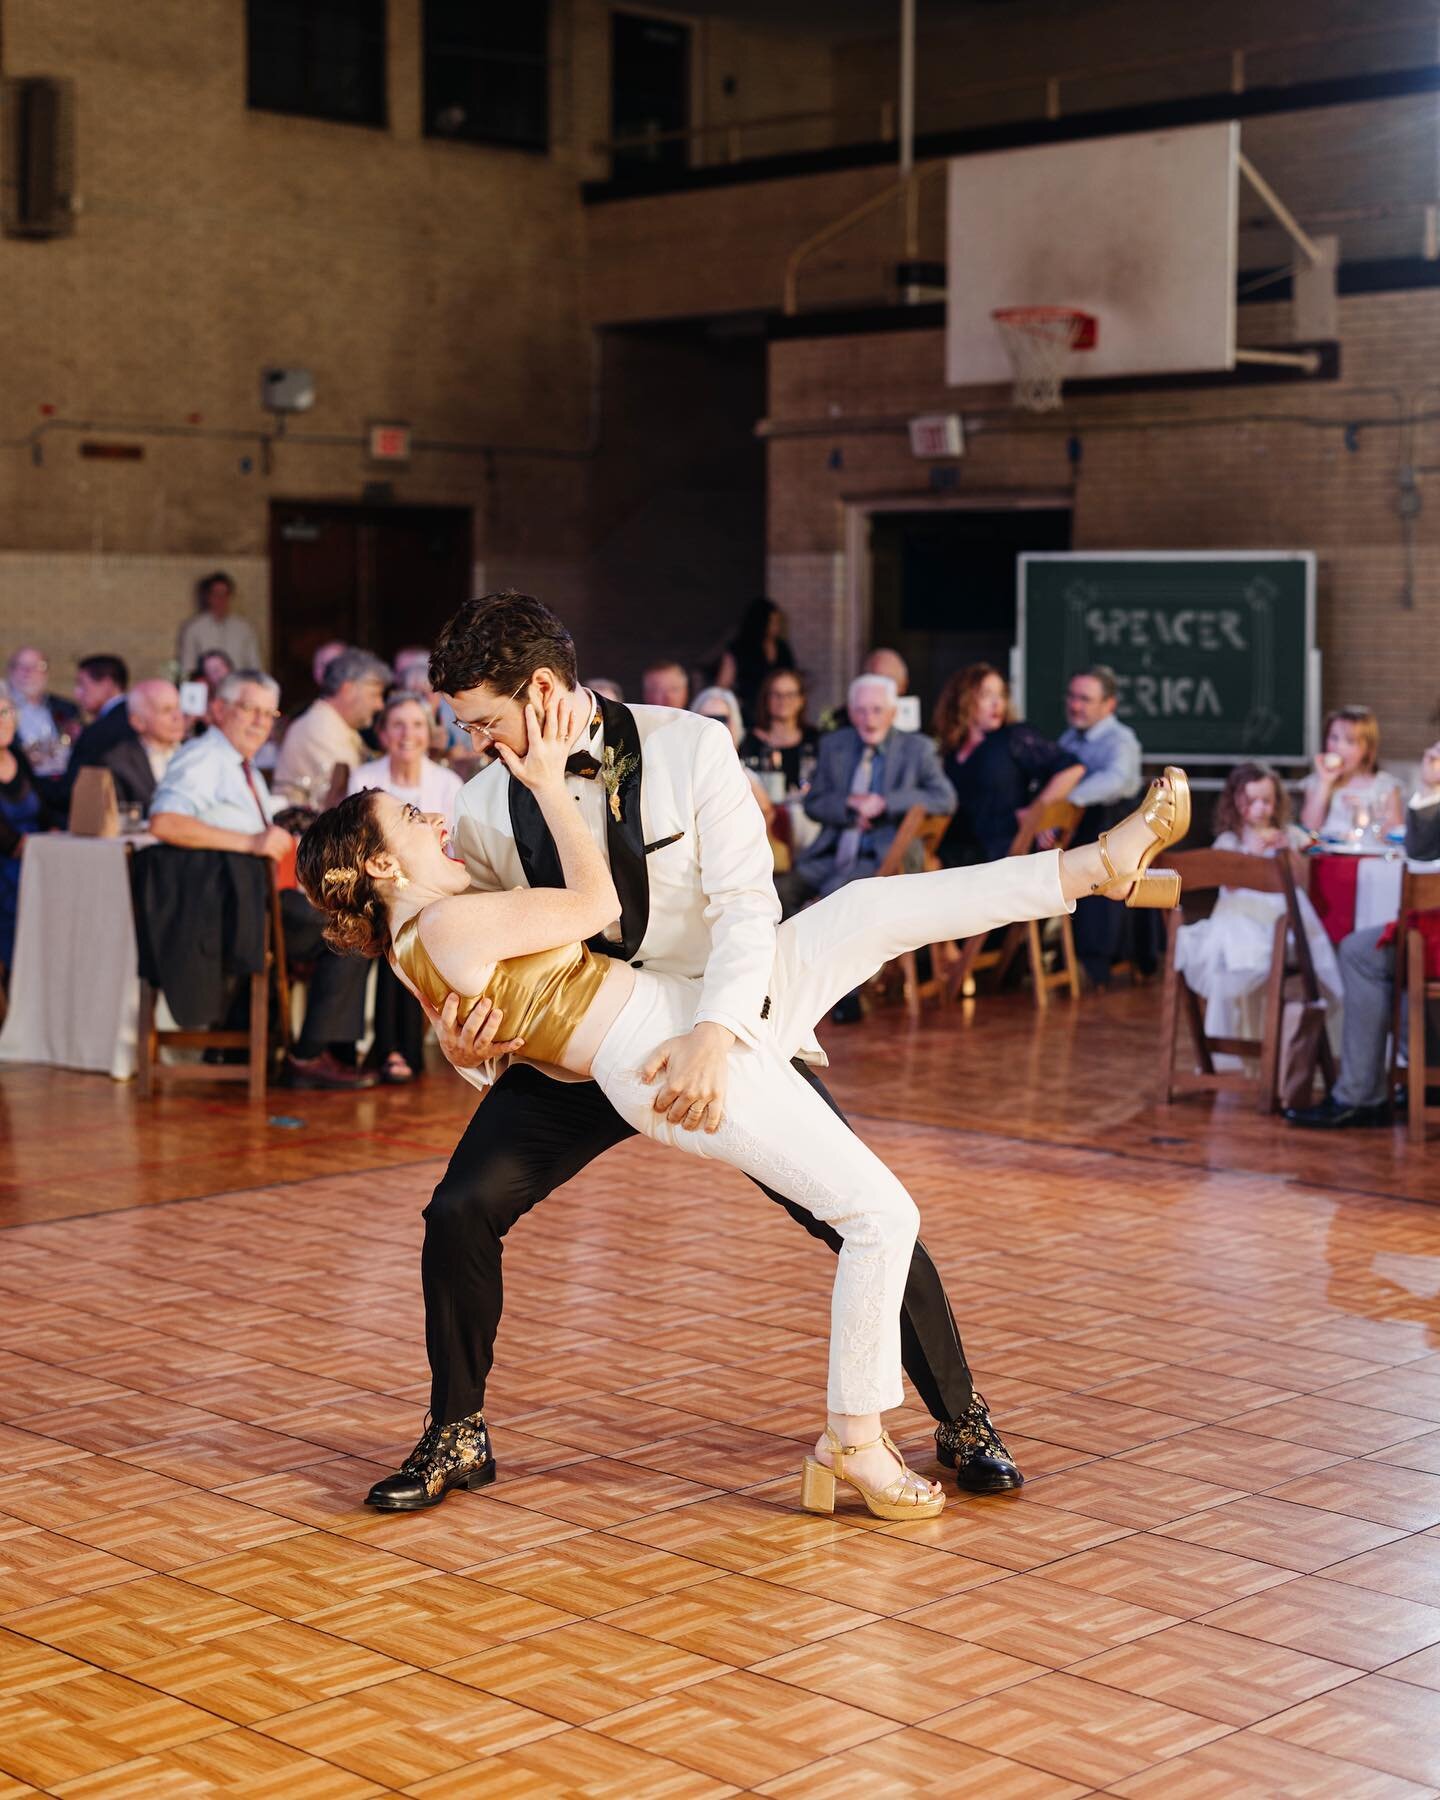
[
  {"x1": 240, "y1": 759, "x2": 270, "y2": 828},
  {"x1": 833, "y1": 745, "x2": 877, "y2": 879}
]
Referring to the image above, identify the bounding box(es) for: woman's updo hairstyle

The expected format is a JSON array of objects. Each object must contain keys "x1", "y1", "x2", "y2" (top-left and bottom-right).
[{"x1": 296, "y1": 788, "x2": 393, "y2": 959}]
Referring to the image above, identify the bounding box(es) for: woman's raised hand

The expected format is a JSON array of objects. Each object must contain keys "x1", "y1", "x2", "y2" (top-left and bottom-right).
[{"x1": 496, "y1": 688, "x2": 585, "y2": 793}]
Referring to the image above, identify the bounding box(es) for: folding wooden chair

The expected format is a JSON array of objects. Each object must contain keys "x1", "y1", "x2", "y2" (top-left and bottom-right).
[
  {"x1": 1158, "y1": 847, "x2": 1335, "y2": 1114},
  {"x1": 873, "y1": 804, "x2": 955, "y2": 1016},
  {"x1": 136, "y1": 861, "x2": 289, "y2": 1103},
  {"x1": 1389, "y1": 868, "x2": 1440, "y2": 1143},
  {"x1": 946, "y1": 799, "x2": 1083, "y2": 1009}
]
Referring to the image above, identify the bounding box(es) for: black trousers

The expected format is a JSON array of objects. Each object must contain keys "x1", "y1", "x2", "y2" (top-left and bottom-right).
[
  {"x1": 276, "y1": 890, "x2": 371, "y2": 1055},
  {"x1": 422, "y1": 1060, "x2": 977, "y2": 1428},
  {"x1": 371, "y1": 958, "x2": 427, "y2": 1071},
  {"x1": 1071, "y1": 801, "x2": 1163, "y2": 985}
]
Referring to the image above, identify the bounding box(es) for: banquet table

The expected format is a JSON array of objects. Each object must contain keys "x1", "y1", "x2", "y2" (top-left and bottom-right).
[
  {"x1": 1307, "y1": 846, "x2": 1440, "y2": 945},
  {"x1": 0, "y1": 832, "x2": 152, "y2": 1080}
]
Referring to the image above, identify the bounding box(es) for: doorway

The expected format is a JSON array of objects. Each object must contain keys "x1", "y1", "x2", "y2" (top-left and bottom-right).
[
  {"x1": 268, "y1": 501, "x2": 473, "y2": 704},
  {"x1": 611, "y1": 11, "x2": 690, "y2": 172},
  {"x1": 867, "y1": 504, "x2": 1072, "y2": 720}
]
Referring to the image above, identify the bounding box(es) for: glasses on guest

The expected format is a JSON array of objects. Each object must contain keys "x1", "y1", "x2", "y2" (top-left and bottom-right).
[
  {"x1": 0, "y1": 704, "x2": 15, "y2": 720},
  {"x1": 455, "y1": 677, "x2": 529, "y2": 747},
  {"x1": 228, "y1": 702, "x2": 281, "y2": 724}
]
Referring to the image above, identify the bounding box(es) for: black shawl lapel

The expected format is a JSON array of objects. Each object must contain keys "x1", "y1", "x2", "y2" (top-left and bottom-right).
[
  {"x1": 505, "y1": 694, "x2": 650, "y2": 961},
  {"x1": 507, "y1": 776, "x2": 565, "y2": 892},
  {"x1": 595, "y1": 694, "x2": 650, "y2": 961}
]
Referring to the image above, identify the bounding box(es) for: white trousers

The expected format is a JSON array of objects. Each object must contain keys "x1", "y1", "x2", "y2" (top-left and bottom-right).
[{"x1": 591, "y1": 851, "x2": 1071, "y2": 1414}]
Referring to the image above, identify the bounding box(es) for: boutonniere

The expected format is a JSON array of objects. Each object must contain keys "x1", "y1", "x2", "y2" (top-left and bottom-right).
[{"x1": 599, "y1": 746, "x2": 638, "y2": 822}]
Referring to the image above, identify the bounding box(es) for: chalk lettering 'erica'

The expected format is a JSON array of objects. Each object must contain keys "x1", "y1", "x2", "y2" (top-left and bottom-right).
[
  {"x1": 1116, "y1": 675, "x2": 1224, "y2": 718},
  {"x1": 1084, "y1": 608, "x2": 1248, "y2": 652}
]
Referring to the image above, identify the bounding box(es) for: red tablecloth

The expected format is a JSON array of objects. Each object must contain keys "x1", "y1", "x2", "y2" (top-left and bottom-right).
[{"x1": 1308, "y1": 854, "x2": 1361, "y2": 945}]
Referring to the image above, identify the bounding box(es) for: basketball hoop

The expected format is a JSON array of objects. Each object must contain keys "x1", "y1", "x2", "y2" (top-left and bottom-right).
[{"x1": 991, "y1": 306, "x2": 1098, "y2": 412}]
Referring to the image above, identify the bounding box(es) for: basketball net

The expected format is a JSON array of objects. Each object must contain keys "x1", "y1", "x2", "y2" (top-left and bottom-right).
[{"x1": 991, "y1": 306, "x2": 1098, "y2": 413}]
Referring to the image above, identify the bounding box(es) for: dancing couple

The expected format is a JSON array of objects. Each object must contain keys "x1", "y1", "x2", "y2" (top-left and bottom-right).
[{"x1": 299, "y1": 594, "x2": 1190, "y2": 1520}]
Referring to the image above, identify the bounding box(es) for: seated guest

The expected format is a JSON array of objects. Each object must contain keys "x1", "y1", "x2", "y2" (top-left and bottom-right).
[
  {"x1": 0, "y1": 681, "x2": 63, "y2": 975},
  {"x1": 311, "y1": 639, "x2": 348, "y2": 693},
  {"x1": 1300, "y1": 705, "x2": 1404, "y2": 838},
  {"x1": 347, "y1": 694, "x2": 463, "y2": 1084},
  {"x1": 715, "y1": 597, "x2": 796, "y2": 723},
  {"x1": 641, "y1": 660, "x2": 690, "y2": 709},
  {"x1": 785, "y1": 674, "x2": 954, "y2": 1008},
  {"x1": 821, "y1": 647, "x2": 912, "y2": 733},
  {"x1": 273, "y1": 648, "x2": 390, "y2": 805},
  {"x1": 934, "y1": 663, "x2": 1084, "y2": 866},
  {"x1": 100, "y1": 679, "x2": 186, "y2": 812},
  {"x1": 864, "y1": 647, "x2": 910, "y2": 697},
  {"x1": 794, "y1": 673, "x2": 954, "y2": 901},
  {"x1": 1058, "y1": 663, "x2": 1146, "y2": 986},
  {"x1": 67, "y1": 654, "x2": 132, "y2": 785},
  {"x1": 7, "y1": 647, "x2": 78, "y2": 777},
  {"x1": 394, "y1": 644, "x2": 466, "y2": 756},
  {"x1": 692, "y1": 687, "x2": 775, "y2": 826},
  {"x1": 741, "y1": 668, "x2": 820, "y2": 793},
  {"x1": 1176, "y1": 762, "x2": 1342, "y2": 1071},
  {"x1": 150, "y1": 671, "x2": 374, "y2": 1089},
  {"x1": 1289, "y1": 743, "x2": 1440, "y2": 1129},
  {"x1": 177, "y1": 570, "x2": 260, "y2": 676},
  {"x1": 198, "y1": 649, "x2": 236, "y2": 696}
]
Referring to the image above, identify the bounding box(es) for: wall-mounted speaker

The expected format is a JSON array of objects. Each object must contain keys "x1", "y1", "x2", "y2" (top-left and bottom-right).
[{"x1": 2, "y1": 77, "x2": 76, "y2": 239}]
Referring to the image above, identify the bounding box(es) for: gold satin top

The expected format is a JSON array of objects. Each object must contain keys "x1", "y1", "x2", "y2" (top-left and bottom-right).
[{"x1": 390, "y1": 916, "x2": 610, "y2": 1069}]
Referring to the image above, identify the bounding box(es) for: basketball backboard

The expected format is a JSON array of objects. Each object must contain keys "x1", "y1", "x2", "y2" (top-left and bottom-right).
[{"x1": 946, "y1": 122, "x2": 1239, "y2": 387}]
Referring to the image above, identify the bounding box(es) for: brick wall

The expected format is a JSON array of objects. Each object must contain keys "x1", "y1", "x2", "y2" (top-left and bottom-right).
[{"x1": 767, "y1": 292, "x2": 1440, "y2": 758}]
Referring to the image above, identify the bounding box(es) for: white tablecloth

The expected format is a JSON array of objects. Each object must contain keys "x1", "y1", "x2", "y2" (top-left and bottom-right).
[
  {"x1": 1354, "y1": 856, "x2": 1405, "y2": 934},
  {"x1": 0, "y1": 833, "x2": 151, "y2": 1080},
  {"x1": 1351, "y1": 855, "x2": 1440, "y2": 934}
]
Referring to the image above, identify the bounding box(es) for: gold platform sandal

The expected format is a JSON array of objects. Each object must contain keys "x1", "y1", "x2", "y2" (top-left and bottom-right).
[
  {"x1": 801, "y1": 1426, "x2": 946, "y2": 1522},
  {"x1": 1090, "y1": 766, "x2": 1192, "y2": 909}
]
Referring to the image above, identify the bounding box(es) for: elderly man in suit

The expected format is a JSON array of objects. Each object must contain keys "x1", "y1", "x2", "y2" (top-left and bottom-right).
[
  {"x1": 794, "y1": 674, "x2": 955, "y2": 901},
  {"x1": 98, "y1": 680, "x2": 186, "y2": 813},
  {"x1": 1289, "y1": 746, "x2": 1440, "y2": 1129}
]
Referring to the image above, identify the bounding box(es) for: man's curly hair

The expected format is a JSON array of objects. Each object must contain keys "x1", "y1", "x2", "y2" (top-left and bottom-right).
[{"x1": 429, "y1": 591, "x2": 577, "y2": 697}]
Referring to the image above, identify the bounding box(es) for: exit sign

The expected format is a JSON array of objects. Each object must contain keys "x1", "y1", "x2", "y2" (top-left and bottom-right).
[
  {"x1": 368, "y1": 422, "x2": 412, "y2": 462},
  {"x1": 908, "y1": 413, "x2": 964, "y2": 458}
]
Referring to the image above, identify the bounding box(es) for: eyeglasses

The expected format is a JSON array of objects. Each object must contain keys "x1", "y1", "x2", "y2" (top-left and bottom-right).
[
  {"x1": 228, "y1": 702, "x2": 281, "y2": 724},
  {"x1": 455, "y1": 677, "x2": 529, "y2": 747},
  {"x1": 0, "y1": 705, "x2": 15, "y2": 721}
]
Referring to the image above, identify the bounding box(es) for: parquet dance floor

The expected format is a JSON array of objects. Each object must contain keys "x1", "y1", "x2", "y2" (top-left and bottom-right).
[{"x1": 3, "y1": 988, "x2": 1440, "y2": 1794}]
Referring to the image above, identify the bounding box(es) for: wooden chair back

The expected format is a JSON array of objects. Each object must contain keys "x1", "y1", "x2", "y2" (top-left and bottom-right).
[
  {"x1": 1392, "y1": 868, "x2": 1440, "y2": 1141},
  {"x1": 872, "y1": 806, "x2": 954, "y2": 1015},
  {"x1": 1158, "y1": 847, "x2": 1333, "y2": 1114},
  {"x1": 136, "y1": 858, "x2": 287, "y2": 1103}
]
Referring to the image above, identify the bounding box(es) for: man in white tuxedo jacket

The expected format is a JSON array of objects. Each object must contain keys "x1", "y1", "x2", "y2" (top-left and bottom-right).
[{"x1": 394, "y1": 593, "x2": 1020, "y2": 1500}]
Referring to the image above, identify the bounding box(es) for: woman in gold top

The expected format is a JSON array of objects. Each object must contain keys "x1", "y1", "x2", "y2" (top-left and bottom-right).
[{"x1": 300, "y1": 690, "x2": 1190, "y2": 1521}]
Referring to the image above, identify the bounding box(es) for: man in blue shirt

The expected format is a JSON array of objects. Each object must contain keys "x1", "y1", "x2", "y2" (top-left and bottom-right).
[
  {"x1": 150, "y1": 670, "x2": 373, "y2": 1088},
  {"x1": 1058, "y1": 664, "x2": 1147, "y2": 987}
]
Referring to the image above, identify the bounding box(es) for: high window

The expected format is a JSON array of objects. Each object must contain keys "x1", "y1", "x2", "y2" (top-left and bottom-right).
[
  {"x1": 423, "y1": 2, "x2": 548, "y2": 152},
  {"x1": 247, "y1": 0, "x2": 388, "y2": 129}
]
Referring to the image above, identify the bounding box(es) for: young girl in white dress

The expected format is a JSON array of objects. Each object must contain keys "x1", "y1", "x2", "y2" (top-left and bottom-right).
[
  {"x1": 1175, "y1": 762, "x2": 1342, "y2": 1066},
  {"x1": 1300, "y1": 705, "x2": 1403, "y2": 840}
]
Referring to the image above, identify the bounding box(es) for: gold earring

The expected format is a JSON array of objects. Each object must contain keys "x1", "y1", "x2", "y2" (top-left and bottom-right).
[{"x1": 392, "y1": 871, "x2": 410, "y2": 891}]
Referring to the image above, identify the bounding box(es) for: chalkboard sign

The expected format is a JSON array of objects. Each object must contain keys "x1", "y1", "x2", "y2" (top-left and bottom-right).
[{"x1": 1016, "y1": 552, "x2": 1317, "y2": 762}]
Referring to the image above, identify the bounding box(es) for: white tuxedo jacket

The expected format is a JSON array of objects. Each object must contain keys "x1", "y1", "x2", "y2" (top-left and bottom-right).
[{"x1": 451, "y1": 700, "x2": 812, "y2": 1087}]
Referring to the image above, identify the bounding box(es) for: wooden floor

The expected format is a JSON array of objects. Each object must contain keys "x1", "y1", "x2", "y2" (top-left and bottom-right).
[{"x1": 2, "y1": 985, "x2": 1440, "y2": 1795}]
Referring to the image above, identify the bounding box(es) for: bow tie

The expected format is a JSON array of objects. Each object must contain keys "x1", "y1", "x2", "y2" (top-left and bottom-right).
[{"x1": 566, "y1": 751, "x2": 602, "y2": 779}]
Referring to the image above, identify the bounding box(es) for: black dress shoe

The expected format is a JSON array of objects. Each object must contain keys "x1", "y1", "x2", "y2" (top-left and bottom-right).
[
  {"x1": 934, "y1": 1392, "x2": 1023, "y2": 1493},
  {"x1": 365, "y1": 1413, "x2": 496, "y2": 1511},
  {"x1": 1284, "y1": 1096, "x2": 1389, "y2": 1130}
]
